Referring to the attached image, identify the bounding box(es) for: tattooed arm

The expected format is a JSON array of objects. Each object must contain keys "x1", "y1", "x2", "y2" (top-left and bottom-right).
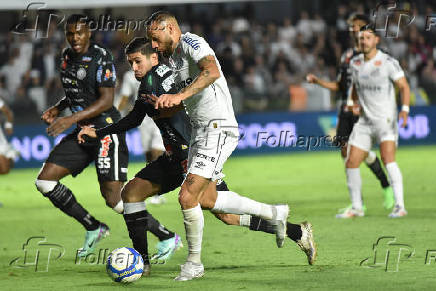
[{"x1": 178, "y1": 55, "x2": 220, "y2": 100}]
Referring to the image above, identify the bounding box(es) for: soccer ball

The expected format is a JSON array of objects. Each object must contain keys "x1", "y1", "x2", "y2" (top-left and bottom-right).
[{"x1": 106, "y1": 247, "x2": 144, "y2": 283}]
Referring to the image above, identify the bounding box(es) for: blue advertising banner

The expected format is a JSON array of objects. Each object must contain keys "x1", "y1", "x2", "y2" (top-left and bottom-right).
[{"x1": 5, "y1": 106, "x2": 434, "y2": 168}]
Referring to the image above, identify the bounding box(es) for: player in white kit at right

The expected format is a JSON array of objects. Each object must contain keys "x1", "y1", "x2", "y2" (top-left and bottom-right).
[
  {"x1": 146, "y1": 11, "x2": 302, "y2": 281},
  {"x1": 338, "y1": 24, "x2": 410, "y2": 219}
]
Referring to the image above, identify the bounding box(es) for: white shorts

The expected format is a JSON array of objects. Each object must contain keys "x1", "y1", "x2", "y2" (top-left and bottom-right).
[
  {"x1": 187, "y1": 127, "x2": 239, "y2": 181},
  {"x1": 348, "y1": 118, "x2": 398, "y2": 152},
  {"x1": 138, "y1": 115, "x2": 165, "y2": 152}
]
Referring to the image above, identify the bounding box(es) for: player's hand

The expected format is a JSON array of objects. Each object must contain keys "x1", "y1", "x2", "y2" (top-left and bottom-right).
[
  {"x1": 399, "y1": 110, "x2": 408, "y2": 128},
  {"x1": 77, "y1": 126, "x2": 97, "y2": 144},
  {"x1": 41, "y1": 106, "x2": 60, "y2": 125},
  {"x1": 152, "y1": 94, "x2": 183, "y2": 109},
  {"x1": 47, "y1": 116, "x2": 74, "y2": 137},
  {"x1": 306, "y1": 74, "x2": 318, "y2": 84}
]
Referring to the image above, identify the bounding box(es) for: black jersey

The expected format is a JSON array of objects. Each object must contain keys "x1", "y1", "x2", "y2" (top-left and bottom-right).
[
  {"x1": 60, "y1": 43, "x2": 121, "y2": 129},
  {"x1": 337, "y1": 48, "x2": 360, "y2": 106},
  {"x1": 96, "y1": 63, "x2": 191, "y2": 161}
]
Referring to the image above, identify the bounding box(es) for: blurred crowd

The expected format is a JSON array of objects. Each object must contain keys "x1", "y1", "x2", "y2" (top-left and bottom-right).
[{"x1": 0, "y1": 1, "x2": 435, "y2": 123}]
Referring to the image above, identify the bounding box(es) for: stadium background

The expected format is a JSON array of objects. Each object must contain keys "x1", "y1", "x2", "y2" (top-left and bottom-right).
[
  {"x1": 0, "y1": 0, "x2": 435, "y2": 167},
  {"x1": 1, "y1": 1, "x2": 436, "y2": 290}
]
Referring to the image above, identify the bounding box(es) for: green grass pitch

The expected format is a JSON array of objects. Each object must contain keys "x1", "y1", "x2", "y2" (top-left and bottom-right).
[{"x1": 1, "y1": 146, "x2": 436, "y2": 290}]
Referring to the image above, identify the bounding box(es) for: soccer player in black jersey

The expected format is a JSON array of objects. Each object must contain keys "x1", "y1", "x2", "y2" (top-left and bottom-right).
[
  {"x1": 78, "y1": 37, "x2": 316, "y2": 274},
  {"x1": 306, "y1": 14, "x2": 394, "y2": 213},
  {"x1": 35, "y1": 15, "x2": 176, "y2": 260}
]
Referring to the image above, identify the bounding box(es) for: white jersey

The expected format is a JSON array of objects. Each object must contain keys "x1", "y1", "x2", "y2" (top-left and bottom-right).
[
  {"x1": 168, "y1": 32, "x2": 238, "y2": 133},
  {"x1": 350, "y1": 50, "x2": 404, "y2": 123}
]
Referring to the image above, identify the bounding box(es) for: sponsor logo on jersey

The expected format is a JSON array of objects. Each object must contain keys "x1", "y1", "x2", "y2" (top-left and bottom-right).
[
  {"x1": 182, "y1": 36, "x2": 200, "y2": 50},
  {"x1": 176, "y1": 77, "x2": 193, "y2": 91},
  {"x1": 196, "y1": 153, "x2": 215, "y2": 162},
  {"x1": 162, "y1": 74, "x2": 175, "y2": 92},
  {"x1": 155, "y1": 65, "x2": 171, "y2": 77},
  {"x1": 82, "y1": 56, "x2": 92, "y2": 62},
  {"x1": 354, "y1": 60, "x2": 362, "y2": 66},
  {"x1": 99, "y1": 135, "x2": 112, "y2": 158},
  {"x1": 77, "y1": 67, "x2": 87, "y2": 80},
  {"x1": 374, "y1": 60, "x2": 382, "y2": 66},
  {"x1": 96, "y1": 66, "x2": 103, "y2": 83},
  {"x1": 194, "y1": 161, "x2": 206, "y2": 169},
  {"x1": 106, "y1": 117, "x2": 113, "y2": 124}
]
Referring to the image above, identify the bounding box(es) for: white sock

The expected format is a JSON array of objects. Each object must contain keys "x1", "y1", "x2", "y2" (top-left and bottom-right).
[
  {"x1": 124, "y1": 202, "x2": 146, "y2": 214},
  {"x1": 213, "y1": 191, "x2": 273, "y2": 220},
  {"x1": 386, "y1": 162, "x2": 404, "y2": 208},
  {"x1": 239, "y1": 214, "x2": 251, "y2": 227},
  {"x1": 182, "y1": 204, "x2": 204, "y2": 264},
  {"x1": 346, "y1": 168, "x2": 363, "y2": 210},
  {"x1": 365, "y1": 151, "x2": 376, "y2": 165},
  {"x1": 112, "y1": 200, "x2": 124, "y2": 214}
]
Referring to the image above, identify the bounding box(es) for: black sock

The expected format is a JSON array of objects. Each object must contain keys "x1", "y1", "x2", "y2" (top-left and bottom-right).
[
  {"x1": 146, "y1": 212, "x2": 175, "y2": 241},
  {"x1": 367, "y1": 157, "x2": 390, "y2": 188},
  {"x1": 286, "y1": 223, "x2": 302, "y2": 242},
  {"x1": 249, "y1": 216, "x2": 275, "y2": 234},
  {"x1": 44, "y1": 183, "x2": 100, "y2": 231},
  {"x1": 123, "y1": 210, "x2": 150, "y2": 265},
  {"x1": 249, "y1": 216, "x2": 303, "y2": 242}
]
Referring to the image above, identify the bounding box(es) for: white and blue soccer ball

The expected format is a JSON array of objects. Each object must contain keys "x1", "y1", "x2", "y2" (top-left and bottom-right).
[{"x1": 106, "y1": 247, "x2": 144, "y2": 283}]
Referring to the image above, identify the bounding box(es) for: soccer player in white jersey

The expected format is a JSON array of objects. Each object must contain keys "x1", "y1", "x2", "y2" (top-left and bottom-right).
[
  {"x1": 337, "y1": 24, "x2": 410, "y2": 219},
  {"x1": 119, "y1": 70, "x2": 165, "y2": 163},
  {"x1": 0, "y1": 97, "x2": 19, "y2": 175},
  {"x1": 306, "y1": 14, "x2": 394, "y2": 212},
  {"x1": 146, "y1": 11, "x2": 297, "y2": 280}
]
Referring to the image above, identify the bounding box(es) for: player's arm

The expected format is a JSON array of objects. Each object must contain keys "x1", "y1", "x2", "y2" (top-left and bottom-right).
[
  {"x1": 306, "y1": 74, "x2": 339, "y2": 91},
  {"x1": 41, "y1": 96, "x2": 69, "y2": 125},
  {"x1": 78, "y1": 99, "x2": 147, "y2": 143},
  {"x1": 47, "y1": 87, "x2": 114, "y2": 136},
  {"x1": 395, "y1": 76, "x2": 410, "y2": 128},
  {"x1": 154, "y1": 104, "x2": 184, "y2": 119},
  {"x1": 154, "y1": 55, "x2": 220, "y2": 109},
  {"x1": 0, "y1": 101, "x2": 14, "y2": 135}
]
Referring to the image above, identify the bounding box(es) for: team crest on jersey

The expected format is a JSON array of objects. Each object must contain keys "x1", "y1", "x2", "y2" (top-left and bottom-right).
[
  {"x1": 374, "y1": 60, "x2": 382, "y2": 67},
  {"x1": 104, "y1": 69, "x2": 113, "y2": 81},
  {"x1": 354, "y1": 60, "x2": 361, "y2": 66},
  {"x1": 77, "y1": 67, "x2": 87, "y2": 80}
]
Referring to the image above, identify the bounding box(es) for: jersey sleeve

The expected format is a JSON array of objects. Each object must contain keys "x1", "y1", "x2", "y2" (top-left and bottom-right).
[
  {"x1": 0, "y1": 98, "x2": 4, "y2": 109},
  {"x1": 96, "y1": 49, "x2": 116, "y2": 88},
  {"x1": 386, "y1": 56, "x2": 404, "y2": 82},
  {"x1": 182, "y1": 33, "x2": 216, "y2": 63}
]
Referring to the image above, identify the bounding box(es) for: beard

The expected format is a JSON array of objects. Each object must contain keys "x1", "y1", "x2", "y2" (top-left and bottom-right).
[{"x1": 161, "y1": 38, "x2": 174, "y2": 58}]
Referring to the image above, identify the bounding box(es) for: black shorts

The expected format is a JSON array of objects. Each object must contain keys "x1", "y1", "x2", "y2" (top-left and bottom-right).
[
  {"x1": 335, "y1": 108, "x2": 359, "y2": 146},
  {"x1": 135, "y1": 154, "x2": 185, "y2": 195},
  {"x1": 46, "y1": 130, "x2": 128, "y2": 182},
  {"x1": 135, "y1": 153, "x2": 230, "y2": 195}
]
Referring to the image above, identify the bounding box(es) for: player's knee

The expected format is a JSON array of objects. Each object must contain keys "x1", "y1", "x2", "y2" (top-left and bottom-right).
[
  {"x1": 35, "y1": 179, "x2": 58, "y2": 195},
  {"x1": 178, "y1": 188, "x2": 195, "y2": 208}
]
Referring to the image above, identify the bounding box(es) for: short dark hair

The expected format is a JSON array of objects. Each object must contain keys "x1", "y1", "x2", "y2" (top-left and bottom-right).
[
  {"x1": 347, "y1": 13, "x2": 370, "y2": 26},
  {"x1": 124, "y1": 37, "x2": 155, "y2": 56},
  {"x1": 360, "y1": 22, "x2": 378, "y2": 35},
  {"x1": 66, "y1": 14, "x2": 90, "y2": 26},
  {"x1": 145, "y1": 10, "x2": 176, "y2": 27}
]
